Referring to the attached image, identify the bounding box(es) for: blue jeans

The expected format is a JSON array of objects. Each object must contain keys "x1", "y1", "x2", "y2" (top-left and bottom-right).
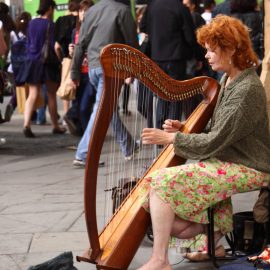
[{"x1": 75, "y1": 67, "x2": 136, "y2": 162}]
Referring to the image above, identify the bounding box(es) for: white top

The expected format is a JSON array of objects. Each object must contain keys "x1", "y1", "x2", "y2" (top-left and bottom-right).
[{"x1": 201, "y1": 12, "x2": 212, "y2": 24}]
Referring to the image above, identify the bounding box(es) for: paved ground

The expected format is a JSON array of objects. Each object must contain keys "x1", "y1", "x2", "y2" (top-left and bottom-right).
[{"x1": 0, "y1": 96, "x2": 260, "y2": 270}]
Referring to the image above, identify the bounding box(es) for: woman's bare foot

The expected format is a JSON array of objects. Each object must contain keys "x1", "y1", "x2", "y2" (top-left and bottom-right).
[
  {"x1": 137, "y1": 258, "x2": 171, "y2": 270},
  {"x1": 183, "y1": 245, "x2": 225, "y2": 262}
]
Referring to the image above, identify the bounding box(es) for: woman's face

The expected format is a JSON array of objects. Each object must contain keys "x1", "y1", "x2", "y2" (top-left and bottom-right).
[
  {"x1": 205, "y1": 43, "x2": 234, "y2": 73},
  {"x1": 79, "y1": 8, "x2": 87, "y2": 22},
  {"x1": 182, "y1": 0, "x2": 195, "y2": 12}
]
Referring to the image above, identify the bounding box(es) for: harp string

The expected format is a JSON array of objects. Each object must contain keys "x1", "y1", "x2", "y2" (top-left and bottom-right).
[
  {"x1": 101, "y1": 51, "x2": 159, "y2": 230},
  {"x1": 100, "y1": 47, "x2": 205, "y2": 236}
]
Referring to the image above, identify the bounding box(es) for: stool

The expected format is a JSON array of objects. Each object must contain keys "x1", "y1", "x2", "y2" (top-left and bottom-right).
[{"x1": 207, "y1": 206, "x2": 219, "y2": 268}]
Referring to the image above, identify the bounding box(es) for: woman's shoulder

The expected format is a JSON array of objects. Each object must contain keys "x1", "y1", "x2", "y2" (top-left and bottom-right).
[
  {"x1": 242, "y1": 68, "x2": 262, "y2": 86},
  {"x1": 29, "y1": 18, "x2": 52, "y2": 33},
  {"x1": 30, "y1": 17, "x2": 51, "y2": 26},
  {"x1": 233, "y1": 68, "x2": 265, "y2": 99}
]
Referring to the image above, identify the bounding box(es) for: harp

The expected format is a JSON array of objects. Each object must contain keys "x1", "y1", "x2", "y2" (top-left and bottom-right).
[{"x1": 77, "y1": 44, "x2": 220, "y2": 269}]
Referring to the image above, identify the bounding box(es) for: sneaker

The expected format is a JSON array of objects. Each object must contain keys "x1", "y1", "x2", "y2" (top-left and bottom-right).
[
  {"x1": 4, "y1": 104, "x2": 13, "y2": 122},
  {"x1": 124, "y1": 143, "x2": 140, "y2": 161},
  {"x1": 98, "y1": 160, "x2": 105, "y2": 167},
  {"x1": 66, "y1": 145, "x2": 77, "y2": 150},
  {"x1": 73, "y1": 159, "x2": 105, "y2": 168},
  {"x1": 63, "y1": 115, "x2": 79, "y2": 136},
  {"x1": 125, "y1": 155, "x2": 134, "y2": 161},
  {"x1": 73, "y1": 159, "x2": 85, "y2": 167}
]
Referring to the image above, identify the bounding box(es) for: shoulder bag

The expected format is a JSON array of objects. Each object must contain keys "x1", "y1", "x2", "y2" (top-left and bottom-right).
[
  {"x1": 56, "y1": 57, "x2": 76, "y2": 100},
  {"x1": 41, "y1": 23, "x2": 59, "y2": 65}
]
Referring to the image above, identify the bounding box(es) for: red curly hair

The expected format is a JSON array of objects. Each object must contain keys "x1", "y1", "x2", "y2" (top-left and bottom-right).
[{"x1": 196, "y1": 15, "x2": 258, "y2": 70}]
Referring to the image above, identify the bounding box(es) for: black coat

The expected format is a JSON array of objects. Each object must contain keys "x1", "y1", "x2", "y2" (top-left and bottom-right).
[
  {"x1": 140, "y1": 0, "x2": 197, "y2": 61},
  {"x1": 233, "y1": 11, "x2": 264, "y2": 59}
]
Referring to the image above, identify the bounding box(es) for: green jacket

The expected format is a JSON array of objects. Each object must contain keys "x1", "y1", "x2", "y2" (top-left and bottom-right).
[{"x1": 174, "y1": 67, "x2": 270, "y2": 173}]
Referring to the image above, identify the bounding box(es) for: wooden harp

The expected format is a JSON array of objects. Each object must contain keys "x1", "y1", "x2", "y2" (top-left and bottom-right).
[{"x1": 77, "y1": 44, "x2": 220, "y2": 269}]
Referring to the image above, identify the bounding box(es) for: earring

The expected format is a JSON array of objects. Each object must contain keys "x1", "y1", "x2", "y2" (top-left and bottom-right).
[{"x1": 229, "y1": 59, "x2": 232, "y2": 65}]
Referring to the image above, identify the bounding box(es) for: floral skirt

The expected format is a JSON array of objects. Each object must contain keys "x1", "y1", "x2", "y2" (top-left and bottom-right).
[{"x1": 140, "y1": 158, "x2": 270, "y2": 234}]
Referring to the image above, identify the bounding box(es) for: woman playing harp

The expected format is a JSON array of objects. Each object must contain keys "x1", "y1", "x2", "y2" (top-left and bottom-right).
[{"x1": 139, "y1": 15, "x2": 270, "y2": 270}]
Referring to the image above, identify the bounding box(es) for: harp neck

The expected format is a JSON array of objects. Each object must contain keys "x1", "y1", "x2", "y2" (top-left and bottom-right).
[{"x1": 100, "y1": 43, "x2": 218, "y2": 102}]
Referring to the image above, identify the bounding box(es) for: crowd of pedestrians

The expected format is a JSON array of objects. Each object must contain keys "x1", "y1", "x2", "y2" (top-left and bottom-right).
[{"x1": 0, "y1": 0, "x2": 265, "y2": 163}]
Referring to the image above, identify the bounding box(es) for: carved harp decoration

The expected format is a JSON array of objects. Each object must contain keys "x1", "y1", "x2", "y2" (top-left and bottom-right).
[{"x1": 77, "y1": 44, "x2": 220, "y2": 270}]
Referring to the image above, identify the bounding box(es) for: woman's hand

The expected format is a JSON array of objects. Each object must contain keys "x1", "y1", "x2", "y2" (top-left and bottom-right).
[
  {"x1": 69, "y1": 78, "x2": 79, "y2": 88},
  {"x1": 141, "y1": 128, "x2": 176, "y2": 145},
  {"x1": 162, "y1": 119, "x2": 183, "y2": 133}
]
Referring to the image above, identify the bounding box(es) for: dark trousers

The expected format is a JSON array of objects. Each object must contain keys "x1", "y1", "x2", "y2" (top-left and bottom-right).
[
  {"x1": 153, "y1": 60, "x2": 187, "y2": 129},
  {"x1": 122, "y1": 83, "x2": 130, "y2": 113},
  {"x1": 66, "y1": 73, "x2": 95, "y2": 134}
]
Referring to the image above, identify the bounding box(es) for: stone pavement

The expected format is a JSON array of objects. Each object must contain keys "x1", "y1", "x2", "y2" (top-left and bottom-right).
[{"x1": 0, "y1": 97, "x2": 260, "y2": 270}]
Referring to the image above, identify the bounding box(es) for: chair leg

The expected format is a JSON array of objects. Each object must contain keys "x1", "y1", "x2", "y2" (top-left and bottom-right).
[{"x1": 207, "y1": 207, "x2": 219, "y2": 268}]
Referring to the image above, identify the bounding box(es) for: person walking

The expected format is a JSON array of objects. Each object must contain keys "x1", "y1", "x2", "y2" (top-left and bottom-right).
[
  {"x1": 0, "y1": 2, "x2": 16, "y2": 127},
  {"x1": 22, "y1": 0, "x2": 66, "y2": 138},
  {"x1": 201, "y1": 0, "x2": 216, "y2": 24},
  {"x1": 65, "y1": 0, "x2": 94, "y2": 136},
  {"x1": 4, "y1": 11, "x2": 32, "y2": 123},
  {"x1": 139, "y1": 0, "x2": 198, "y2": 128},
  {"x1": 70, "y1": 0, "x2": 139, "y2": 167},
  {"x1": 54, "y1": 0, "x2": 80, "y2": 122},
  {"x1": 230, "y1": 0, "x2": 263, "y2": 62}
]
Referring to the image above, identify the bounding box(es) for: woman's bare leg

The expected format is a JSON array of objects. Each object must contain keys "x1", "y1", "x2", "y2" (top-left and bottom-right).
[
  {"x1": 172, "y1": 216, "x2": 224, "y2": 255},
  {"x1": 138, "y1": 189, "x2": 174, "y2": 270},
  {"x1": 171, "y1": 217, "x2": 205, "y2": 239},
  {"x1": 24, "y1": 84, "x2": 40, "y2": 128}
]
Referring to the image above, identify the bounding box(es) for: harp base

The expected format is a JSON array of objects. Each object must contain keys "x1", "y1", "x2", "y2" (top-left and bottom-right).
[
  {"x1": 76, "y1": 250, "x2": 123, "y2": 270},
  {"x1": 76, "y1": 248, "x2": 96, "y2": 264}
]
